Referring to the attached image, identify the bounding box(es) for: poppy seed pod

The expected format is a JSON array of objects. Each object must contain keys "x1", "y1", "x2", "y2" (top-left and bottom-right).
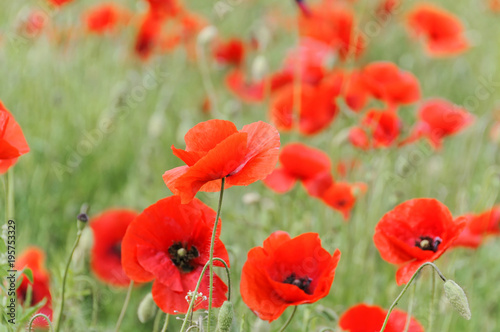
[
  {"x1": 138, "y1": 292, "x2": 158, "y2": 323},
  {"x1": 215, "y1": 301, "x2": 233, "y2": 332},
  {"x1": 443, "y1": 280, "x2": 471, "y2": 320}
]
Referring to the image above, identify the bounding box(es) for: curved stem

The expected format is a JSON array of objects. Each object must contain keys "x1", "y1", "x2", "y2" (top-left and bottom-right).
[
  {"x1": 28, "y1": 313, "x2": 54, "y2": 332},
  {"x1": 213, "y1": 257, "x2": 231, "y2": 301},
  {"x1": 54, "y1": 227, "x2": 85, "y2": 332},
  {"x1": 207, "y1": 177, "x2": 226, "y2": 332},
  {"x1": 379, "y1": 262, "x2": 447, "y2": 332},
  {"x1": 160, "y1": 313, "x2": 170, "y2": 332},
  {"x1": 403, "y1": 282, "x2": 416, "y2": 332},
  {"x1": 114, "y1": 281, "x2": 134, "y2": 332},
  {"x1": 428, "y1": 269, "x2": 436, "y2": 332},
  {"x1": 179, "y1": 261, "x2": 212, "y2": 332},
  {"x1": 278, "y1": 306, "x2": 298, "y2": 332},
  {"x1": 152, "y1": 308, "x2": 163, "y2": 332}
]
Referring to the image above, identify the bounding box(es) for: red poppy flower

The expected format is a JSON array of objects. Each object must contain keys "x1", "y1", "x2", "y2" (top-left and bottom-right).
[
  {"x1": 240, "y1": 231, "x2": 341, "y2": 322},
  {"x1": 213, "y1": 38, "x2": 245, "y2": 67},
  {"x1": 298, "y1": 1, "x2": 364, "y2": 61},
  {"x1": 339, "y1": 303, "x2": 424, "y2": 332},
  {"x1": 84, "y1": 3, "x2": 131, "y2": 34},
  {"x1": 16, "y1": 247, "x2": 53, "y2": 329},
  {"x1": 0, "y1": 101, "x2": 30, "y2": 174},
  {"x1": 490, "y1": 0, "x2": 500, "y2": 12},
  {"x1": 163, "y1": 119, "x2": 280, "y2": 204},
  {"x1": 373, "y1": 198, "x2": 466, "y2": 285},
  {"x1": 47, "y1": 0, "x2": 73, "y2": 7},
  {"x1": 401, "y1": 99, "x2": 473, "y2": 149},
  {"x1": 270, "y1": 79, "x2": 340, "y2": 135},
  {"x1": 453, "y1": 207, "x2": 500, "y2": 248},
  {"x1": 320, "y1": 182, "x2": 367, "y2": 219},
  {"x1": 17, "y1": 10, "x2": 48, "y2": 39},
  {"x1": 263, "y1": 143, "x2": 333, "y2": 197},
  {"x1": 377, "y1": 0, "x2": 401, "y2": 17},
  {"x1": 406, "y1": 4, "x2": 469, "y2": 57},
  {"x1": 225, "y1": 69, "x2": 265, "y2": 103},
  {"x1": 90, "y1": 209, "x2": 138, "y2": 287},
  {"x1": 146, "y1": 0, "x2": 183, "y2": 20},
  {"x1": 362, "y1": 62, "x2": 421, "y2": 107},
  {"x1": 134, "y1": 15, "x2": 163, "y2": 60},
  {"x1": 343, "y1": 70, "x2": 370, "y2": 112},
  {"x1": 122, "y1": 196, "x2": 229, "y2": 314},
  {"x1": 349, "y1": 109, "x2": 402, "y2": 149}
]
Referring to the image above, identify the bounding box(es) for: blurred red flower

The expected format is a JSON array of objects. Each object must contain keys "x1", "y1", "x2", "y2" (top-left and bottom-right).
[
  {"x1": 146, "y1": 0, "x2": 183, "y2": 20},
  {"x1": 213, "y1": 38, "x2": 245, "y2": 66},
  {"x1": 240, "y1": 231, "x2": 341, "y2": 322},
  {"x1": 343, "y1": 70, "x2": 370, "y2": 112},
  {"x1": 47, "y1": 0, "x2": 73, "y2": 7},
  {"x1": 84, "y1": 3, "x2": 131, "y2": 34},
  {"x1": 225, "y1": 69, "x2": 265, "y2": 103},
  {"x1": 453, "y1": 207, "x2": 500, "y2": 248},
  {"x1": 401, "y1": 99, "x2": 473, "y2": 149},
  {"x1": 298, "y1": 1, "x2": 364, "y2": 61},
  {"x1": 407, "y1": 4, "x2": 469, "y2": 57},
  {"x1": 16, "y1": 247, "x2": 53, "y2": 329},
  {"x1": 374, "y1": 198, "x2": 466, "y2": 285},
  {"x1": 349, "y1": 109, "x2": 402, "y2": 149},
  {"x1": 0, "y1": 101, "x2": 30, "y2": 174},
  {"x1": 362, "y1": 62, "x2": 421, "y2": 108},
  {"x1": 121, "y1": 196, "x2": 229, "y2": 314},
  {"x1": 17, "y1": 10, "x2": 48, "y2": 39},
  {"x1": 163, "y1": 119, "x2": 280, "y2": 204},
  {"x1": 339, "y1": 303, "x2": 424, "y2": 332},
  {"x1": 269, "y1": 76, "x2": 340, "y2": 135},
  {"x1": 90, "y1": 209, "x2": 138, "y2": 287},
  {"x1": 320, "y1": 181, "x2": 367, "y2": 219},
  {"x1": 263, "y1": 143, "x2": 333, "y2": 197},
  {"x1": 134, "y1": 15, "x2": 163, "y2": 60}
]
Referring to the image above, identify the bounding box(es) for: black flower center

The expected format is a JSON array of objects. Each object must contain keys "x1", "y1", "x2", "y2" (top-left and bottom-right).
[
  {"x1": 168, "y1": 242, "x2": 199, "y2": 273},
  {"x1": 415, "y1": 236, "x2": 442, "y2": 252},
  {"x1": 283, "y1": 273, "x2": 313, "y2": 294},
  {"x1": 111, "y1": 242, "x2": 122, "y2": 259}
]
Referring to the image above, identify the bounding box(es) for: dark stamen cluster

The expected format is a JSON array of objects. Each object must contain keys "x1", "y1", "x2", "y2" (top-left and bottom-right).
[
  {"x1": 283, "y1": 273, "x2": 313, "y2": 294},
  {"x1": 415, "y1": 236, "x2": 442, "y2": 252},
  {"x1": 168, "y1": 242, "x2": 199, "y2": 273}
]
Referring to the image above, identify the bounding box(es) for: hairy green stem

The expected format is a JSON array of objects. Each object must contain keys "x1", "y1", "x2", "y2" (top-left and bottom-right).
[
  {"x1": 160, "y1": 313, "x2": 170, "y2": 332},
  {"x1": 403, "y1": 282, "x2": 416, "y2": 332},
  {"x1": 207, "y1": 177, "x2": 226, "y2": 332},
  {"x1": 152, "y1": 308, "x2": 163, "y2": 332},
  {"x1": 379, "y1": 262, "x2": 447, "y2": 332},
  {"x1": 54, "y1": 224, "x2": 85, "y2": 332},
  {"x1": 278, "y1": 306, "x2": 298, "y2": 332},
  {"x1": 213, "y1": 257, "x2": 231, "y2": 301},
  {"x1": 114, "y1": 281, "x2": 134, "y2": 332},
  {"x1": 428, "y1": 269, "x2": 436, "y2": 332}
]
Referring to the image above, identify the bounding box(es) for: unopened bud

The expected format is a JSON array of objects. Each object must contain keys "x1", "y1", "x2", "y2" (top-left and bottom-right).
[
  {"x1": 443, "y1": 280, "x2": 471, "y2": 320},
  {"x1": 77, "y1": 213, "x2": 88, "y2": 223},
  {"x1": 137, "y1": 292, "x2": 158, "y2": 323},
  {"x1": 197, "y1": 26, "x2": 218, "y2": 45},
  {"x1": 251, "y1": 55, "x2": 268, "y2": 82},
  {"x1": 215, "y1": 301, "x2": 234, "y2": 332}
]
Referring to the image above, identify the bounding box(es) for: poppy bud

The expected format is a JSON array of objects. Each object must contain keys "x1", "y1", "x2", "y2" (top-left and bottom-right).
[
  {"x1": 77, "y1": 213, "x2": 89, "y2": 223},
  {"x1": 443, "y1": 280, "x2": 471, "y2": 320},
  {"x1": 137, "y1": 292, "x2": 158, "y2": 323},
  {"x1": 215, "y1": 301, "x2": 233, "y2": 332},
  {"x1": 251, "y1": 55, "x2": 268, "y2": 82},
  {"x1": 197, "y1": 26, "x2": 217, "y2": 46}
]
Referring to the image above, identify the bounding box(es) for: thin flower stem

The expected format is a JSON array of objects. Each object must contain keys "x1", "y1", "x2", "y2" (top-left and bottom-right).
[
  {"x1": 278, "y1": 306, "x2": 298, "y2": 332},
  {"x1": 152, "y1": 308, "x2": 163, "y2": 332},
  {"x1": 114, "y1": 280, "x2": 135, "y2": 332},
  {"x1": 213, "y1": 257, "x2": 231, "y2": 301},
  {"x1": 6, "y1": 169, "x2": 14, "y2": 220},
  {"x1": 428, "y1": 269, "x2": 436, "y2": 332},
  {"x1": 54, "y1": 225, "x2": 85, "y2": 332},
  {"x1": 160, "y1": 313, "x2": 170, "y2": 332},
  {"x1": 379, "y1": 262, "x2": 447, "y2": 332},
  {"x1": 28, "y1": 313, "x2": 54, "y2": 332},
  {"x1": 75, "y1": 276, "x2": 99, "y2": 328},
  {"x1": 179, "y1": 261, "x2": 211, "y2": 332},
  {"x1": 403, "y1": 282, "x2": 416, "y2": 332},
  {"x1": 207, "y1": 177, "x2": 226, "y2": 332}
]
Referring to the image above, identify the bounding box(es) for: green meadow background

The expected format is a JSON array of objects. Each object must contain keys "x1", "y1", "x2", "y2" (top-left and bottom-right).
[{"x1": 1, "y1": 0, "x2": 499, "y2": 330}]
